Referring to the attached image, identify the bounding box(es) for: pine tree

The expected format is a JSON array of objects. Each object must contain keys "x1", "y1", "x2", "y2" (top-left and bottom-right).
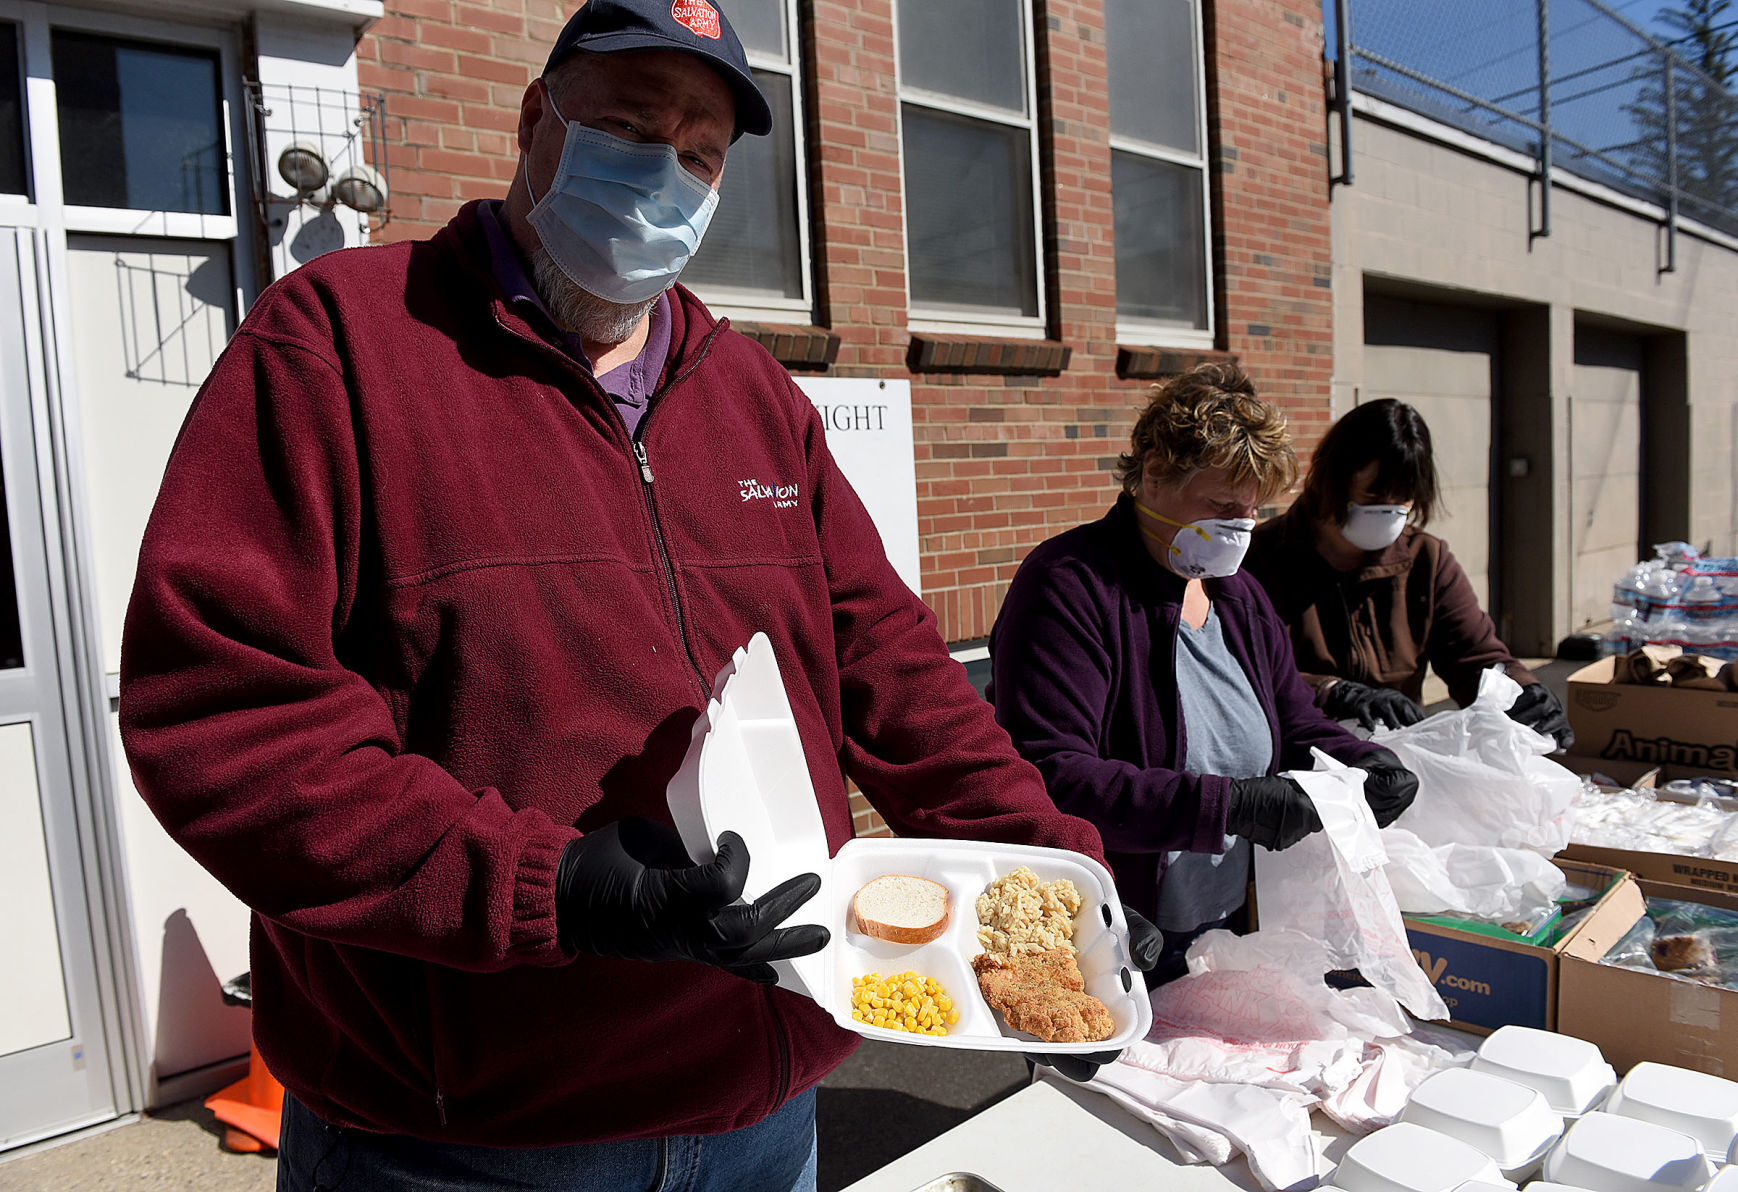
[{"x1": 1626, "y1": 0, "x2": 1738, "y2": 222}]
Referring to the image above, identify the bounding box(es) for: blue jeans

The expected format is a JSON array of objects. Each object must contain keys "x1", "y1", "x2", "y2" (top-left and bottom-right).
[{"x1": 275, "y1": 1087, "x2": 818, "y2": 1192}]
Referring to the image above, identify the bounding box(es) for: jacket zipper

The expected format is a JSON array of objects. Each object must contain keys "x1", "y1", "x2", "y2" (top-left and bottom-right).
[
  {"x1": 626, "y1": 319, "x2": 726, "y2": 695},
  {"x1": 420, "y1": 966, "x2": 449, "y2": 1133},
  {"x1": 765, "y1": 985, "x2": 793, "y2": 1109},
  {"x1": 490, "y1": 302, "x2": 725, "y2": 697},
  {"x1": 632, "y1": 436, "x2": 708, "y2": 692}
]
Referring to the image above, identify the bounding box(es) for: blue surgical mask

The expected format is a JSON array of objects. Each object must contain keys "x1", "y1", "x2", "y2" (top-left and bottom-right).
[{"x1": 526, "y1": 86, "x2": 720, "y2": 306}]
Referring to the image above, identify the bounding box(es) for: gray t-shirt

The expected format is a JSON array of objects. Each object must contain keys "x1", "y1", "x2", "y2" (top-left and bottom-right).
[{"x1": 1154, "y1": 606, "x2": 1275, "y2": 932}]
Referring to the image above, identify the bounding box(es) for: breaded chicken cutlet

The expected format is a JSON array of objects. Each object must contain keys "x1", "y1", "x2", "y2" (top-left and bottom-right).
[{"x1": 971, "y1": 948, "x2": 1114, "y2": 1044}]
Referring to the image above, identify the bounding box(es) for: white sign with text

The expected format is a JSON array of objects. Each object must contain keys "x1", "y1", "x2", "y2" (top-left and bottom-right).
[{"x1": 795, "y1": 378, "x2": 921, "y2": 596}]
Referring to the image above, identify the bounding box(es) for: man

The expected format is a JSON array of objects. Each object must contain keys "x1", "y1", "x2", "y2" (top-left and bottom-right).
[{"x1": 120, "y1": 2, "x2": 1157, "y2": 1188}]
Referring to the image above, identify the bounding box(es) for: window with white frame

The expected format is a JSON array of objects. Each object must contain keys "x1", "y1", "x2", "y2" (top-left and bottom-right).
[
  {"x1": 1106, "y1": 0, "x2": 1213, "y2": 345},
  {"x1": 681, "y1": 0, "x2": 811, "y2": 318},
  {"x1": 896, "y1": 0, "x2": 1043, "y2": 331},
  {"x1": 52, "y1": 31, "x2": 228, "y2": 216}
]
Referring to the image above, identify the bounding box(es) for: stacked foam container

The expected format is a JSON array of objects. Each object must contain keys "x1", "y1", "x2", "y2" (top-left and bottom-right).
[{"x1": 1325, "y1": 1026, "x2": 1738, "y2": 1192}]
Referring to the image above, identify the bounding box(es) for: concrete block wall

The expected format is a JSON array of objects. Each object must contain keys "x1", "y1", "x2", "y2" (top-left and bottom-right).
[
  {"x1": 1333, "y1": 109, "x2": 1738, "y2": 651},
  {"x1": 351, "y1": 0, "x2": 1340, "y2": 835}
]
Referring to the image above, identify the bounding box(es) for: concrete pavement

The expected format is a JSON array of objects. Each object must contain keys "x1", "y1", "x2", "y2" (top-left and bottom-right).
[{"x1": 0, "y1": 1041, "x2": 1028, "y2": 1192}]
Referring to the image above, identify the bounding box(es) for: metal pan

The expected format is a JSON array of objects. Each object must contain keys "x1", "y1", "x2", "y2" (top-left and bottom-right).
[{"x1": 905, "y1": 1174, "x2": 1009, "y2": 1192}]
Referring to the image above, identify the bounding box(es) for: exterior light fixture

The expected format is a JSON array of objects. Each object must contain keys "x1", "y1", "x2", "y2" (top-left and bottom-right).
[
  {"x1": 330, "y1": 164, "x2": 387, "y2": 214},
  {"x1": 276, "y1": 141, "x2": 329, "y2": 193}
]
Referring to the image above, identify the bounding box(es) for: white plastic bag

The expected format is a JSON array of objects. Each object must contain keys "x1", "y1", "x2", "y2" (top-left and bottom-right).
[
  {"x1": 1252, "y1": 751, "x2": 1450, "y2": 1020},
  {"x1": 1080, "y1": 929, "x2": 1465, "y2": 1190},
  {"x1": 1373, "y1": 667, "x2": 1578, "y2": 855},
  {"x1": 1380, "y1": 827, "x2": 1567, "y2": 921}
]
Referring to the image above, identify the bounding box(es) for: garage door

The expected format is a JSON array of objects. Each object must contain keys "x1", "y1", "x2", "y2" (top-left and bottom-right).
[
  {"x1": 1571, "y1": 329, "x2": 1642, "y2": 629},
  {"x1": 1363, "y1": 294, "x2": 1499, "y2": 611}
]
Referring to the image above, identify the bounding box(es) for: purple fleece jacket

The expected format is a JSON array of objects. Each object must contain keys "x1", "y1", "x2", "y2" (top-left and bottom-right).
[{"x1": 988, "y1": 495, "x2": 1386, "y2": 922}]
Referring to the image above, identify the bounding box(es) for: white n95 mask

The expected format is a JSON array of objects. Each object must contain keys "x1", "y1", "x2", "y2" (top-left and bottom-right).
[
  {"x1": 1341, "y1": 503, "x2": 1411, "y2": 552},
  {"x1": 1136, "y1": 501, "x2": 1255, "y2": 579},
  {"x1": 526, "y1": 89, "x2": 720, "y2": 306}
]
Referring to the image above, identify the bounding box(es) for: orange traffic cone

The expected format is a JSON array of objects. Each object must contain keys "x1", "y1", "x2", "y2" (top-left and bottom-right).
[{"x1": 206, "y1": 1040, "x2": 284, "y2": 1153}]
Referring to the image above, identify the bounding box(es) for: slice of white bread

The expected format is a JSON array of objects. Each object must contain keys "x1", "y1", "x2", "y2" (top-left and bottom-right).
[{"x1": 851, "y1": 874, "x2": 951, "y2": 945}]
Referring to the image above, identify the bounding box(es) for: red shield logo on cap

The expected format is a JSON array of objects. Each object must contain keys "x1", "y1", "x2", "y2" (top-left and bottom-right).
[{"x1": 671, "y1": 0, "x2": 722, "y2": 39}]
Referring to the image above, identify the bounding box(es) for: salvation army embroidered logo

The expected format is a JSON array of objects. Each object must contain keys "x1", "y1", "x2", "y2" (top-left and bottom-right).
[
  {"x1": 671, "y1": 0, "x2": 722, "y2": 39},
  {"x1": 740, "y1": 478, "x2": 800, "y2": 508}
]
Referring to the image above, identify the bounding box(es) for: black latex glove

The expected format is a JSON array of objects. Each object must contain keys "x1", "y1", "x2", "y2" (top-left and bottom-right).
[
  {"x1": 1359, "y1": 745, "x2": 1420, "y2": 828},
  {"x1": 555, "y1": 820, "x2": 828, "y2": 984},
  {"x1": 1025, "y1": 905, "x2": 1164, "y2": 1082},
  {"x1": 1227, "y1": 775, "x2": 1324, "y2": 851},
  {"x1": 1320, "y1": 679, "x2": 1427, "y2": 731},
  {"x1": 1508, "y1": 682, "x2": 1574, "y2": 751}
]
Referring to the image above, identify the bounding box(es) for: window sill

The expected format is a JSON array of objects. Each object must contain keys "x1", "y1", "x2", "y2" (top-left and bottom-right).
[
  {"x1": 731, "y1": 322, "x2": 840, "y2": 371},
  {"x1": 1115, "y1": 345, "x2": 1237, "y2": 381},
  {"x1": 907, "y1": 332, "x2": 1070, "y2": 377}
]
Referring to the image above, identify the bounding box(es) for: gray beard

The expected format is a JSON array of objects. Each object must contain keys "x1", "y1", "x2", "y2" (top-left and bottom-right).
[{"x1": 529, "y1": 247, "x2": 659, "y2": 346}]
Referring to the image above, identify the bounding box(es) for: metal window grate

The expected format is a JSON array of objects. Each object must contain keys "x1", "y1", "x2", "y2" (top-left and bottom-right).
[{"x1": 241, "y1": 80, "x2": 394, "y2": 234}]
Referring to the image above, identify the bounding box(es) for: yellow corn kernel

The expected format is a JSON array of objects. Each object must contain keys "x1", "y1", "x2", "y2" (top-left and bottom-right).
[{"x1": 854, "y1": 970, "x2": 951, "y2": 1035}]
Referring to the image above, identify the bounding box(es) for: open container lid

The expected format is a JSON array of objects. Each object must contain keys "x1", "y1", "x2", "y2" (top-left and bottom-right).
[
  {"x1": 667, "y1": 632, "x2": 833, "y2": 1001},
  {"x1": 666, "y1": 633, "x2": 1152, "y2": 1051}
]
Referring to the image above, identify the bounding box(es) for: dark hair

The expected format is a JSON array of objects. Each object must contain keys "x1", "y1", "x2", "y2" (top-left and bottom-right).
[
  {"x1": 1113, "y1": 362, "x2": 1298, "y2": 505},
  {"x1": 1298, "y1": 398, "x2": 1441, "y2": 527}
]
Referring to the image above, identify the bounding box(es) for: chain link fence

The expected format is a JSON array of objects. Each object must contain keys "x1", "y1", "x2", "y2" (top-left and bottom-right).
[{"x1": 1337, "y1": 0, "x2": 1738, "y2": 245}]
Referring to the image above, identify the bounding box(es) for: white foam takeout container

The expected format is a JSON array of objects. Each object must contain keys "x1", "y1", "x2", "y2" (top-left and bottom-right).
[
  {"x1": 1709, "y1": 1169, "x2": 1738, "y2": 1192},
  {"x1": 665, "y1": 633, "x2": 1153, "y2": 1053},
  {"x1": 1470, "y1": 1027, "x2": 1616, "y2": 1118},
  {"x1": 1332, "y1": 1122, "x2": 1512, "y2": 1192},
  {"x1": 1602, "y1": 1062, "x2": 1738, "y2": 1158},
  {"x1": 1541, "y1": 1112, "x2": 1712, "y2": 1192},
  {"x1": 1400, "y1": 1068, "x2": 1565, "y2": 1181}
]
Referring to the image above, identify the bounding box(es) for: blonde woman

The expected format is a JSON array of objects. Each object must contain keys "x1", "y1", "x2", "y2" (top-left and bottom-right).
[{"x1": 989, "y1": 364, "x2": 1418, "y2": 985}]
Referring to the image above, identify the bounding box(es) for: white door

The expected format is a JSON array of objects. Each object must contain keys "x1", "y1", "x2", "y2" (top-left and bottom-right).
[
  {"x1": 0, "y1": 3, "x2": 260, "y2": 1133},
  {"x1": 61, "y1": 233, "x2": 255, "y2": 1083},
  {"x1": 0, "y1": 226, "x2": 119, "y2": 1149}
]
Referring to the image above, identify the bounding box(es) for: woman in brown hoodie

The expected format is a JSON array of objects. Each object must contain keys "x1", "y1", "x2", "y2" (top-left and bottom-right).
[{"x1": 1244, "y1": 399, "x2": 1573, "y2": 748}]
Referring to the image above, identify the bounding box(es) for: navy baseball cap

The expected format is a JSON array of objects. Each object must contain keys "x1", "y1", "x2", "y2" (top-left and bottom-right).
[{"x1": 542, "y1": 0, "x2": 773, "y2": 139}]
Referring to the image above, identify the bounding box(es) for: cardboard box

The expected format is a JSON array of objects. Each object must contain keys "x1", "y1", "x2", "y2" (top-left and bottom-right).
[
  {"x1": 1402, "y1": 861, "x2": 1644, "y2": 1035},
  {"x1": 1555, "y1": 753, "x2": 1660, "y2": 790},
  {"x1": 1558, "y1": 879, "x2": 1738, "y2": 1077},
  {"x1": 1560, "y1": 845, "x2": 1738, "y2": 898},
  {"x1": 1565, "y1": 657, "x2": 1738, "y2": 778},
  {"x1": 1555, "y1": 753, "x2": 1736, "y2": 791}
]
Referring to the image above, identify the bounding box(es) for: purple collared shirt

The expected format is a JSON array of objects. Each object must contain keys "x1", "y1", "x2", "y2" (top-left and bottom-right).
[{"x1": 478, "y1": 201, "x2": 670, "y2": 437}]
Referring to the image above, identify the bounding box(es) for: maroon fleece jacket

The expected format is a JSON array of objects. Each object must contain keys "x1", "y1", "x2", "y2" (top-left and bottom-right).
[{"x1": 119, "y1": 201, "x2": 1105, "y2": 1146}]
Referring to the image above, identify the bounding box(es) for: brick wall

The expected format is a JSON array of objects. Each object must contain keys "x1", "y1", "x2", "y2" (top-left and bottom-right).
[
  {"x1": 351, "y1": 0, "x2": 1335, "y2": 837},
  {"x1": 1204, "y1": 0, "x2": 1337, "y2": 452},
  {"x1": 357, "y1": 0, "x2": 574, "y2": 236}
]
